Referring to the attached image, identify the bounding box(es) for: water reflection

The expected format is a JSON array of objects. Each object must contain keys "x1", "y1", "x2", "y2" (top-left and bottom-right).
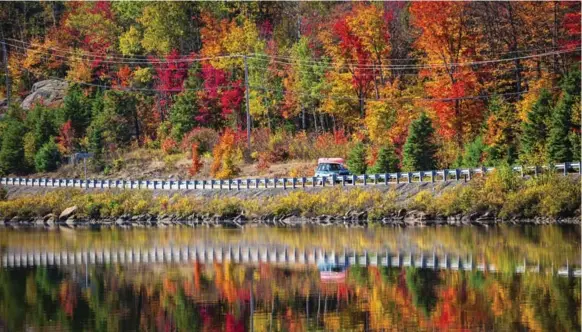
[{"x1": 0, "y1": 226, "x2": 579, "y2": 331}]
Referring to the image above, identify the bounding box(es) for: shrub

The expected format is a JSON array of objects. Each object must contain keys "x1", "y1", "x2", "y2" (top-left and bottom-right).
[
  {"x1": 0, "y1": 186, "x2": 6, "y2": 201},
  {"x1": 34, "y1": 140, "x2": 62, "y2": 172},
  {"x1": 347, "y1": 142, "x2": 367, "y2": 175},
  {"x1": 161, "y1": 137, "x2": 179, "y2": 155},
  {"x1": 267, "y1": 130, "x2": 290, "y2": 162},
  {"x1": 256, "y1": 151, "x2": 272, "y2": 174},
  {"x1": 180, "y1": 127, "x2": 219, "y2": 153},
  {"x1": 188, "y1": 143, "x2": 203, "y2": 176},
  {"x1": 410, "y1": 190, "x2": 437, "y2": 214}
]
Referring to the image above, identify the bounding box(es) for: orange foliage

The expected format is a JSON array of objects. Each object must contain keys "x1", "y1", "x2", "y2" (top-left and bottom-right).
[
  {"x1": 210, "y1": 128, "x2": 240, "y2": 179},
  {"x1": 188, "y1": 143, "x2": 203, "y2": 176},
  {"x1": 161, "y1": 137, "x2": 178, "y2": 155}
]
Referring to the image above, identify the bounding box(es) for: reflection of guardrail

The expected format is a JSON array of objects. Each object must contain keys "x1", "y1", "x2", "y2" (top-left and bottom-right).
[
  {"x1": 2, "y1": 246, "x2": 580, "y2": 277},
  {"x1": 0, "y1": 162, "x2": 580, "y2": 191}
]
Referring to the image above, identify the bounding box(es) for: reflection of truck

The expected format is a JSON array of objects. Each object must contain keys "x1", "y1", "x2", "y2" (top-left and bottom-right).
[
  {"x1": 315, "y1": 158, "x2": 351, "y2": 180},
  {"x1": 318, "y1": 262, "x2": 348, "y2": 282}
]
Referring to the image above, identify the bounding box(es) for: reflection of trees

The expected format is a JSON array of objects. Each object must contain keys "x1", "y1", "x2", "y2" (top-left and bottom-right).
[
  {"x1": 0, "y1": 263, "x2": 579, "y2": 331},
  {"x1": 404, "y1": 267, "x2": 439, "y2": 317}
]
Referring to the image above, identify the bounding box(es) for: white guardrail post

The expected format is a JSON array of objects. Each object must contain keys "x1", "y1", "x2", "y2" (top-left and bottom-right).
[{"x1": 1, "y1": 161, "x2": 579, "y2": 192}]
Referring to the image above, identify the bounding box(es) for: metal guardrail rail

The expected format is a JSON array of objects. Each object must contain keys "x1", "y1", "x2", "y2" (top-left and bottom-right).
[
  {"x1": 2, "y1": 245, "x2": 580, "y2": 277},
  {"x1": 1, "y1": 162, "x2": 580, "y2": 191}
]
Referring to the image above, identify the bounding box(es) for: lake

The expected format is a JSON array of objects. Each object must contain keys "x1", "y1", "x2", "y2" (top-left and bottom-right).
[{"x1": 0, "y1": 225, "x2": 579, "y2": 331}]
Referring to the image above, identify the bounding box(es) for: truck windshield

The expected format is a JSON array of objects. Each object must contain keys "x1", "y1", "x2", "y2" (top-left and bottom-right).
[{"x1": 318, "y1": 163, "x2": 342, "y2": 171}]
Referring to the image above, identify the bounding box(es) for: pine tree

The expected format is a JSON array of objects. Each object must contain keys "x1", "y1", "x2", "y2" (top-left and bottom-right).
[
  {"x1": 34, "y1": 140, "x2": 62, "y2": 172},
  {"x1": 347, "y1": 142, "x2": 367, "y2": 175},
  {"x1": 547, "y1": 93, "x2": 573, "y2": 162},
  {"x1": 369, "y1": 145, "x2": 400, "y2": 174},
  {"x1": 460, "y1": 136, "x2": 486, "y2": 168},
  {"x1": 60, "y1": 84, "x2": 92, "y2": 138},
  {"x1": 170, "y1": 64, "x2": 202, "y2": 140},
  {"x1": 520, "y1": 89, "x2": 552, "y2": 163},
  {"x1": 484, "y1": 94, "x2": 519, "y2": 165},
  {"x1": 402, "y1": 113, "x2": 437, "y2": 171},
  {"x1": 0, "y1": 120, "x2": 27, "y2": 175},
  {"x1": 547, "y1": 68, "x2": 581, "y2": 163},
  {"x1": 87, "y1": 122, "x2": 105, "y2": 170}
]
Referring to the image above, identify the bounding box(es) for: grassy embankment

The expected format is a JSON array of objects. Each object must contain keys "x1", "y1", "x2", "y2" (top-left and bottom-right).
[{"x1": 1, "y1": 167, "x2": 579, "y2": 222}]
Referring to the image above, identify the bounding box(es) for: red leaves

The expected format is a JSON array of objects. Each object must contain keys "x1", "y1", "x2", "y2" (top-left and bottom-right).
[
  {"x1": 57, "y1": 120, "x2": 75, "y2": 154},
  {"x1": 150, "y1": 50, "x2": 190, "y2": 93},
  {"x1": 197, "y1": 64, "x2": 244, "y2": 128}
]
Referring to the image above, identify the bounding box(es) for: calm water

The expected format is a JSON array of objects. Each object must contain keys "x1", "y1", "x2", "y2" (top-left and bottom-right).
[{"x1": 0, "y1": 225, "x2": 579, "y2": 331}]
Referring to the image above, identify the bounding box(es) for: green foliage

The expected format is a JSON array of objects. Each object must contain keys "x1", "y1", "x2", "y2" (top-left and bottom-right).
[
  {"x1": 547, "y1": 93, "x2": 573, "y2": 162},
  {"x1": 87, "y1": 122, "x2": 105, "y2": 170},
  {"x1": 405, "y1": 268, "x2": 439, "y2": 317},
  {"x1": 458, "y1": 136, "x2": 486, "y2": 168},
  {"x1": 25, "y1": 105, "x2": 58, "y2": 151},
  {"x1": 60, "y1": 85, "x2": 92, "y2": 138},
  {"x1": 34, "y1": 140, "x2": 61, "y2": 172},
  {"x1": 369, "y1": 145, "x2": 399, "y2": 174},
  {"x1": 520, "y1": 89, "x2": 552, "y2": 164},
  {"x1": 402, "y1": 113, "x2": 437, "y2": 171},
  {"x1": 169, "y1": 65, "x2": 203, "y2": 140},
  {"x1": 347, "y1": 142, "x2": 367, "y2": 175},
  {"x1": 97, "y1": 90, "x2": 138, "y2": 147},
  {"x1": 0, "y1": 120, "x2": 27, "y2": 175},
  {"x1": 547, "y1": 69, "x2": 581, "y2": 163},
  {"x1": 484, "y1": 95, "x2": 519, "y2": 165}
]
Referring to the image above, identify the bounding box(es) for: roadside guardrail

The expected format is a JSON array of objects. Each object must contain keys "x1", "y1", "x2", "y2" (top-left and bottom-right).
[{"x1": 1, "y1": 162, "x2": 580, "y2": 191}]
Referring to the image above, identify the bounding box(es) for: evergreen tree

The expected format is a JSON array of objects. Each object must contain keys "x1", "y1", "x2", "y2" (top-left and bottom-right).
[
  {"x1": 402, "y1": 113, "x2": 437, "y2": 171},
  {"x1": 87, "y1": 122, "x2": 105, "y2": 170},
  {"x1": 347, "y1": 142, "x2": 367, "y2": 175},
  {"x1": 520, "y1": 89, "x2": 552, "y2": 163},
  {"x1": 0, "y1": 120, "x2": 27, "y2": 175},
  {"x1": 459, "y1": 136, "x2": 486, "y2": 168},
  {"x1": 369, "y1": 145, "x2": 400, "y2": 174},
  {"x1": 25, "y1": 105, "x2": 58, "y2": 151},
  {"x1": 34, "y1": 140, "x2": 62, "y2": 172},
  {"x1": 547, "y1": 69, "x2": 581, "y2": 163},
  {"x1": 547, "y1": 93, "x2": 573, "y2": 162},
  {"x1": 484, "y1": 94, "x2": 519, "y2": 165},
  {"x1": 169, "y1": 66, "x2": 202, "y2": 141},
  {"x1": 60, "y1": 84, "x2": 92, "y2": 138}
]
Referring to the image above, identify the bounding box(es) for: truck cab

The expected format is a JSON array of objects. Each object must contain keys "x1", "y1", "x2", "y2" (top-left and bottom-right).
[{"x1": 315, "y1": 158, "x2": 351, "y2": 178}]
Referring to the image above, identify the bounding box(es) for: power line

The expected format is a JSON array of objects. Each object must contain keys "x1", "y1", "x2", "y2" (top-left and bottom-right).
[
  {"x1": 247, "y1": 47, "x2": 581, "y2": 70},
  {"x1": 2, "y1": 40, "x2": 242, "y2": 64},
  {"x1": 6, "y1": 44, "x2": 559, "y2": 79},
  {"x1": 249, "y1": 84, "x2": 561, "y2": 103},
  {"x1": 4, "y1": 38, "x2": 580, "y2": 69},
  {"x1": 48, "y1": 77, "x2": 242, "y2": 93},
  {"x1": 6, "y1": 37, "x2": 574, "y2": 64}
]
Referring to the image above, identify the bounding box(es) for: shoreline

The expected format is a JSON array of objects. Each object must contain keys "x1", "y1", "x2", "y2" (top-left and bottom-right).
[{"x1": 2, "y1": 212, "x2": 580, "y2": 230}]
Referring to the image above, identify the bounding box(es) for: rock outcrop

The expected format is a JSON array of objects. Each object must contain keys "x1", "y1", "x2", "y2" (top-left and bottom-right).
[{"x1": 21, "y1": 80, "x2": 68, "y2": 110}]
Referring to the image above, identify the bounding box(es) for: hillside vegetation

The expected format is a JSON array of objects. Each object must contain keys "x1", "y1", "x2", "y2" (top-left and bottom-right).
[{"x1": 0, "y1": 2, "x2": 580, "y2": 180}]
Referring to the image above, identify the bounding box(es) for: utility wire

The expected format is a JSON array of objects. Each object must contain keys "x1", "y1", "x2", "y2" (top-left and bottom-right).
[
  {"x1": 247, "y1": 47, "x2": 581, "y2": 70},
  {"x1": 49, "y1": 77, "x2": 242, "y2": 93},
  {"x1": 4, "y1": 39, "x2": 579, "y2": 69},
  {"x1": 6, "y1": 37, "x2": 575, "y2": 64},
  {"x1": 250, "y1": 84, "x2": 561, "y2": 103}
]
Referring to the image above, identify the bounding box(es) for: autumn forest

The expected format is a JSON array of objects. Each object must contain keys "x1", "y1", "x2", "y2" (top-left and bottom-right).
[{"x1": 0, "y1": 1, "x2": 580, "y2": 178}]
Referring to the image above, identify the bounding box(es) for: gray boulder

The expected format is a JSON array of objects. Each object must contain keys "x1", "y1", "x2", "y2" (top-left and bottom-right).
[
  {"x1": 59, "y1": 206, "x2": 78, "y2": 220},
  {"x1": 21, "y1": 80, "x2": 68, "y2": 110}
]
